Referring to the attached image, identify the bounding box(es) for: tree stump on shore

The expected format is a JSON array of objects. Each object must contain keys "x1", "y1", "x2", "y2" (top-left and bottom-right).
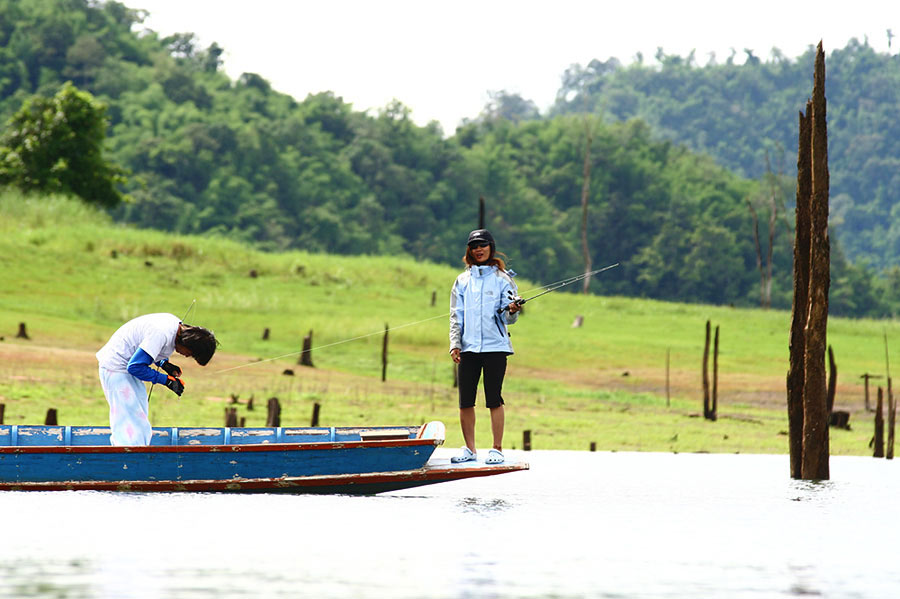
[
  {"x1": 299, "y1": 330, "x2": 314, "y2": 367},
  {"x1": 266, "y1": 397, "x2": 281, "y2": 427}
]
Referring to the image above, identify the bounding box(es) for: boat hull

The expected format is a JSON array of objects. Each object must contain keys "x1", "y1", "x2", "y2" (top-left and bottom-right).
[
  {"x1": 0, "y1": 458, "x2": 530, "y2": 494},
  {"x1": 0, "y1": 423, "x2": 528, "y2": 494},
  {"x1": 0, "y1": 425, "x2": 438, "y2": 484}
]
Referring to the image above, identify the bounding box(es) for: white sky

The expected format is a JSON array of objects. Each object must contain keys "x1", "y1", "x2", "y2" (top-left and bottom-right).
[{"x1": 131, "y1": 0, "x2": 898, "y2": 134}]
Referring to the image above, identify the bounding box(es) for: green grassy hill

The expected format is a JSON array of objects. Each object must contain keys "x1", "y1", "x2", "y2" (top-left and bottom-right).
[{"x1": 1, "y1": 191, "x2": 896, "y2": 455}]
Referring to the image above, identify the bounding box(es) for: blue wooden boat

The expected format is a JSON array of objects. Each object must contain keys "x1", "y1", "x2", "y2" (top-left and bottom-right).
[{"x1": 0, "y1": 422, "x2": 528, "y2": 494}]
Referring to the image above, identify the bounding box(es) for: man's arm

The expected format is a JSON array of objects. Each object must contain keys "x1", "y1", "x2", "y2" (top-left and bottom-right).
[{"x1": 126, "y1": 348, "x2": 169, "y2": 384}]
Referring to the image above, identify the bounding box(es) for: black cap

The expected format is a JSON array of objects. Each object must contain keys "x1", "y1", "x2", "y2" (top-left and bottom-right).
[{"x1": 467, "y1": 229, "x2": 494, "y2": 247}]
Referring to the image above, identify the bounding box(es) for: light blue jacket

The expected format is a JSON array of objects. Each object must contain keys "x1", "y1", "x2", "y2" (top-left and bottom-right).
[{"x1": 449, "y1": 265, "x2": 519, "y2": 354}]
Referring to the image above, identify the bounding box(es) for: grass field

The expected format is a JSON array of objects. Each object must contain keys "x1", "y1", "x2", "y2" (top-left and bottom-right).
[{"x1": 1, "y1": 190, "x2": 898, "y2": 456}]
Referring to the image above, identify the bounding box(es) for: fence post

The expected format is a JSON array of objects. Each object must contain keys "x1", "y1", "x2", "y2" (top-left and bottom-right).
[
  {"x1": 224, "y1": 407, "x2": 238, "y2": 427},
  {"x1": 875, "y1": 388, "x2": 885, "y2": 458},
  {"x1": 311, "y1": 402, "x2": 321, "y2": 427},
  {"x1": 266, "y1": 397, "x2": 281, "y2": 427},
  {"x1": 702, "y1": 320, "x2": 711, "y2": 419},
  {"x1": 711, "y1": 325, "x2": 719, "y2": 421},
  {"x1": 381, "y1": 323, "x2": 389, "y2": 382},
  {"x1": 523, "y1": 430, "x2": 532, "y2": 451},
  {"x1": 888, "y1": 379, "x2": 895, "y2": 460},
  {"x1": 299, "y1": 330, "x2": 314, "y2": 367},
  {"x1": 45, "y1": 408, "x2": 57, "y2": 425}
]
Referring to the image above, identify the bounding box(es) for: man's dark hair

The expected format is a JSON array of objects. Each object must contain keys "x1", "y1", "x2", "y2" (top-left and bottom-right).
[{"x1": 180, "y1": 325, "x2": 219, "y2": 366}]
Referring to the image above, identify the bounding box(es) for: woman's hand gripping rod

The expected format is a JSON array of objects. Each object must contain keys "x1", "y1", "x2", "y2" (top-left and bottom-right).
[{"x1": 497, "y1": 263, "x2": 620, "y2": 314}]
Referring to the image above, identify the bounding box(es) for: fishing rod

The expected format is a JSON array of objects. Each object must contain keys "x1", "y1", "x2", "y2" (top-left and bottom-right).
[{"x1": 498, "y1": 262, "x2": 619, "y2": 313}]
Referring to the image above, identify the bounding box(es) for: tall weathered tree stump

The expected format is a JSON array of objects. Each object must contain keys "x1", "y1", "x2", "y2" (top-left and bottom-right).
[{"x1": 787, "y1": 42, "x2": 830, "y2": 480}]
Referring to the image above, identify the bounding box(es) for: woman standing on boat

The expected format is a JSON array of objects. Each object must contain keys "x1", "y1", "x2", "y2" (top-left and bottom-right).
[
  {"x1": 96, "y1": 314, "x2": 218, "y2": 446},
  {"x1": 449, "y1": 229, "x2": 522, "y2": 465}
]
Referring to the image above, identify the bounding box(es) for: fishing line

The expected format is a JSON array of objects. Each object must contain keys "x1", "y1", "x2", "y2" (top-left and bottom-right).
[
  {"x1": 216, "y1": 312, "x2": 452, "y2": 374},
  {"x1": 215, "y1": 264, "x2": 619, "y2": 374}
]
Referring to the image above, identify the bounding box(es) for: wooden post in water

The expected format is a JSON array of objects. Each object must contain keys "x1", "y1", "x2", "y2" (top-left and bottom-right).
[
  {"x1": 45, "y1": 408, "x2": 57, "y2": 425},
  {"x1": 266, "y1": 397, "x2": 281, "y2": 427},
  {"x1": 299, "y1": 330, "x2": 314, "y2": 367},
  {"x1": 702, "y1": 320, "x2": 711, "y2": 419},
  {"x1": 801, "y1": 42, "x2": 831, "y2": 481},
  {"x1": 311, "y1": 402, "x2": 321, "y2": 427},
  {"x1": 523, "y1": 430, "x2": 532, "y2": 451},
  {"x1": 788, "y1": 42, "x2": 830, "y2": 481},
  {"x1": 787, "y1": 101, "x2": 812, "y2": 479},
  {"x1": 381, "y1": 323, "x2": 389, "y2": 382},
  {"x1": 874, "y1": 388, "x2": 884, "y2": 458}
]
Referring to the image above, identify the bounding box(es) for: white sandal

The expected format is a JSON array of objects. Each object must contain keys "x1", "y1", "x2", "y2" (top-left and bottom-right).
[
  {"x1": 486, "y1": 448, "x2": 505, "y2": 464},
  {"x1": 451, "y1": 446, "x2": 476, "y2": 463}
]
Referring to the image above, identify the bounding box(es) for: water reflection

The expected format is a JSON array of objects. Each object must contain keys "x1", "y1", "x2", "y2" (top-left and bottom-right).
[
  {"x1": 0, "y1": 560, "x2": 93, "y2": 599},
  {"x1": 457, "y1": 496, "x2": 512, "y2": 516},
  {"x1": 0, "y1": 452, "x2": 897, "y2": 598}
]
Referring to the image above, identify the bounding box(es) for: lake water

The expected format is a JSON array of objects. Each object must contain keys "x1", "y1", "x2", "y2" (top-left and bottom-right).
[{"x1": 0, "y1": 450, "x2": 898, "y2": 599}]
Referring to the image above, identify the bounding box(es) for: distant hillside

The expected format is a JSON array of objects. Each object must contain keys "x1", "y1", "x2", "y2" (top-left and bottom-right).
[
  {"x1": 551, "y1": 42, "x2": 900, "y2": 271},
  {"x1": 1, "y1": 1, "x2": 899, "y2": 317}
]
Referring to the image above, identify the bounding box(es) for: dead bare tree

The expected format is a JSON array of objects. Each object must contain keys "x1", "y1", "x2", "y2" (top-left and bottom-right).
[
  {"x1": 788, "y1": 42, "x2": 830, "y2": 481},
  {"x1": 801, "y1": 42, "x2": 831, "y2": 481},
  {"x1": 746, "y1": 150, "x2": 784, "y2": 309},
  {"x1": 580, "y1": 116, "x2": 593, "y2": 294}
]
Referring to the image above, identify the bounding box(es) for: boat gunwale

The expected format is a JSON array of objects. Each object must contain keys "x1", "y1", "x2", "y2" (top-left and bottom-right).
[{"x1": 0, "y1": 437, "x2": 440, "y2": 454}]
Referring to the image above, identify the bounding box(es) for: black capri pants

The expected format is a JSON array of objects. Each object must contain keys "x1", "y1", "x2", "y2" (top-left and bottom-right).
[{"x1": 458, "y1": 352, "x2": 508, "y2": 409}]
